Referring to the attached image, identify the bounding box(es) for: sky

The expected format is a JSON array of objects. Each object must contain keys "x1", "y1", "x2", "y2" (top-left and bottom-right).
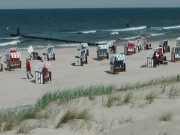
[{"x1": 0, "y1": 0, "x2": 180, "y2": 9}]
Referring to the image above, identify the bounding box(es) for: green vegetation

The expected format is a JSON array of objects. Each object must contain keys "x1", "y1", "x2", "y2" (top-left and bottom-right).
[
  {"x1": 0, "y1": 74, "x2": 179, "y2": 132},
  {"x1": 145, "y1": 91, "x2": 156, "y2": 104},
  {"x1": 56, "y1": 108, "x2": 91, "y2": 128},
  {"x1": 159, "y1": 112, "x2": 172, "y2": 121}
]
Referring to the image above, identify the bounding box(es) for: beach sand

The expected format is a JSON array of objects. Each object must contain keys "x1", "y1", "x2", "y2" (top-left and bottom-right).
[{"x1": 0, "y1": 40, "x2": 180, "y2": 135}]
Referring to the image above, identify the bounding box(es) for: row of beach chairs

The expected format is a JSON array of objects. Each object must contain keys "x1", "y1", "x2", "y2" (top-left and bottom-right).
[{"x1": 0, "y1": 46, "x2": 55, "y2": 84}]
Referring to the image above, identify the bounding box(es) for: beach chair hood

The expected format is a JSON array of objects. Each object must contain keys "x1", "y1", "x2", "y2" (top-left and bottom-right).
[
  {"x1": 111, "y1": 54, "x2": 125, "y2": 63},
  {"x1": 77, "y1": 43, "x2": 89, "y2": 50},
  {"x1": 106, "y1": 40, "x2": 114, "y2": 47},
  {"x1": 35, "y1": 61, "x2": 51, "y2": 72},
  {"x1": 97, "y1": 45, "x2": 108, "y2": 51},
  {"x1": 27, "y1": 45, "x2": 34, "y2": 54}
]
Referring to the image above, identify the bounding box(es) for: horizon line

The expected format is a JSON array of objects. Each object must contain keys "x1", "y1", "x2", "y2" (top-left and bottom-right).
[{"x1": 0, "y1": 7, "x2": 180, "y2": 10}]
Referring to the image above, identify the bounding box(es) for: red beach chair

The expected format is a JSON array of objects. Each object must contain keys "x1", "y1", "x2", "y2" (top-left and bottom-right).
[{"x1": 6, "y1": 48, "x2": 21, "y2": 71}]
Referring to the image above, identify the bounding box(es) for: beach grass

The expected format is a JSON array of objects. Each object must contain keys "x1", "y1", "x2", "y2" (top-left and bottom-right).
[
  {"x1": 56, "y1": 108, "x2": 91, "y2": 128},
  {"x1": 0, "y1": 74, "x2": 180, "y2": 131},
  {"x1": 159, "y1": 112, "x2": 172, "y2": 121}
]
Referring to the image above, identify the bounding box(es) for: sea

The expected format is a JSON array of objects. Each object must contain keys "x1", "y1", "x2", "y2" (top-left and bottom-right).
[{"x1": 0, "y1": 8, "x2": 180, "y2": 51}]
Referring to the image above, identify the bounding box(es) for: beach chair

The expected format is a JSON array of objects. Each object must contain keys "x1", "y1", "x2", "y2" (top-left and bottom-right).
[
  {"x1": 147, "y1": 47, "x2": 167, "y2": 68},
  {"x1": 134, "y1": 39, "x2": 141, "y2": 51},
  {"x1": 5, "y1": 48, "x2": 21, "y2": 71},
  {"x1": 171, "y1": 46, "x2": 180, "y2": 62},
  {"x1": 77, "y1": 43, "x2": 89, "y2": 56},
  {"x1": 75, "y1": 49, "x2": 87, "y2": 66},
  {"x1": 176, "y1": 37, "x2": 180, "y2": 46},
  {"x1": 159, "y1": 40, "x2": 170, "y2": 53},
  {"x1": 124, "y1": 41, "x2": 139, "y2": 55},
  {"x1": 27, "y1": 45, "x2": 42, "y2": 60},
  {"x1": 140, "y1": 37, "x2": 152, "y2": 50},
  {"x1": 97, "y1": 45, "x2": 109, "y2": 60},
  {"x1": 0, "y1": 55, "x2": 3, "y2": 72},
  {"x1": 43, "y1": 46, "x2": 55, "y2": 61},
  {"x1": 107, "y1": 40, "x2": 117, "y2": 54},
  {"x1": 35, "y1": 61, "x2": 51, "y2": 84},
  {"x1": 110, "y1": 54, "x2": 126, "y2": 74}
]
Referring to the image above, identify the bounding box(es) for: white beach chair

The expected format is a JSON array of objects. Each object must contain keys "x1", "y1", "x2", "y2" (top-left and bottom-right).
[
  {"x1": 97, "y1": 45, "x2": 109, "y2": 60},
  {"x1": 77, "y1": 43, "x2": 89, "y2": 56},
  {"x1": 110, "y1": 54, "x2": 126, "y2": 74},
  {"x1": 27, "y1": 45, "x2": 41, "y2": 60},
  {"x1": 43, "y1": 46, "x2": 55, "y2": 61},
  {"x1": 107, "y1": 40, "x2": 117, "y2": 54},
  {"x1": 0, "y1": 55, "x2": 3, "y2": 72},
  {"x1": 171, "y1": 46, "x2": 180, "y2": 62},
  {"x1": 159, "y1": 40, "x2": 170, "y2": 53},
  {"x1": 75, "y1": 49, "x2": 87, "y2": 66},
  {"x1": 176, "y1": 37, "x2": 180, "y2": 46}
]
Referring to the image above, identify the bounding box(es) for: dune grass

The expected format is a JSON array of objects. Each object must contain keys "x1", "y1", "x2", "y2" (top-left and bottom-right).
[
  {"x1": 159, "y1": 112, "x2": 172, "y2": 121},
  {"x1": 56, "y1": 108, "x2": 91, "y2": 128},
  {"x1": 0, "y1": 74, "x2": 180, "y2": 131}
]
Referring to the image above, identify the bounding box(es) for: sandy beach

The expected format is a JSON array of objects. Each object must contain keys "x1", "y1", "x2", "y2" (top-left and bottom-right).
[{"x1": 0, "y1": 40, "x2": 180, "y2": 135}]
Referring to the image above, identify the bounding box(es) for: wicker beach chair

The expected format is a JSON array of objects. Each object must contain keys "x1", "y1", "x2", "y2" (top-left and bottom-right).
[
  {"x1": 171, "y1": 46, "x2": 180, "y2": 62},
  {"x1": 140, "y1": 37, "x2": 152, "y2": 50},
  {"x1": 97, "y1": 45, "x2": 109, "y2": 60},
  {"x1": 124, "y1": 41, "x2": 139, "y2": 55},
  {"x1": 147, "y1": 47, "x2": 167, "y2": 68},
  {"x1": 43, "y1": 46, "x2": 55, "y2": 61},
  {"x1": 159, "y1": 40, "x2": 170, "y2": 53},
  {"x1": 6, "y1": 48, "x2": 21, "y2": 71},
  {"x1": 176, "y1": 37, "x2": 180, "y2": 46},
  {"x1": 35, "y1": 61, "x2": 51, "y2": 84},
  {"x1": 75, "y1": 49, "x2": 88, "y2": 66},
  {"x1": 77, "y1": 43, "x2": 89, "y2": 56},
  {"x1": 27, "y1": 45, "x2": 42, "y2": 60},
  {"x1": 107, "y1": 40, "x2": 117, "y2": 54},
  {"x1": 110, "y1": 54, "x2": 126, "y2": 74},
  {"x1": 0, "y1": 55, "x2": 3, "y2": 72}
]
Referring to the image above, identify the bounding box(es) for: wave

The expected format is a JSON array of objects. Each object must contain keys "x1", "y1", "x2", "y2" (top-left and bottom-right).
[
  {"x1": 124, "y1": 35, "x2": 141, "y2": 40},
  {"x1": 150, "y1": 33, "x2": 166, "y2": 37},
  {"x1": 110, "y1": 32, "x2": 119, "y2": 35},
  {"x1": 0, "y1": 40, "x2": 21, "y2": 47},
  {"x1": 57, "y1": 43, "x2": 80, "y2": 47},
  {"x1": 109, "y1": 26, "x2": 146, "y2": 32},
  {"x1": 163, "y1": 25, "x2": 180, "y2": 30},
  {"x1": 0, "y1": 36, "x2": 20, "y2": 40},
  {"x1": 78, "y1": 30, "x2": 96, "y2": 34},
  {"x1": 96, "y1": 40, "x2": 116, "y2": 44}
]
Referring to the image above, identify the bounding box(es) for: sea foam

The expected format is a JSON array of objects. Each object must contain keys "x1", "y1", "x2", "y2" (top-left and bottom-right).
[{"x1": 0, "y1": 40, "x2": 21, "y2": 47}]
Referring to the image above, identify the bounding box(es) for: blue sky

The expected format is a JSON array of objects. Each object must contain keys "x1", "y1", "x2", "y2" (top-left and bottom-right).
[{"x1": 0, "y1": 0, "x2": 180, "y2": 9}]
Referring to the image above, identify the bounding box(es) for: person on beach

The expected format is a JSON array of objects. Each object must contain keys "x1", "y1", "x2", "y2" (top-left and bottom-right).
[{"x1": 26, "y1": 60, "x2": 33, "y2": 80}]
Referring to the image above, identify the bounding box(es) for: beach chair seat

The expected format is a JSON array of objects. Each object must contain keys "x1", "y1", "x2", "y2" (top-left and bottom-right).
[
  {"x1": 171, "y1": 46, "x2": 180, "y2": 62},
  {"x1": 110, "y1": 54, "x2": 126, "y2": 74},
  {"x1": 97, "y1": 45, "x2": 109, "y2": 60}
]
